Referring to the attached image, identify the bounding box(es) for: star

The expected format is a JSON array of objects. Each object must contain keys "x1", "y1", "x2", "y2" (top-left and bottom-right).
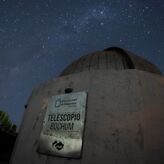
[
  {"x1": 100, "y1": 22, "x2": 104, "y2": 26},
  {"x1": 42, "y1": 44, "x2": 45, "y2": 49},
  {"x1": 147, "y1": 31, "x2": 151, "y2": 35}
]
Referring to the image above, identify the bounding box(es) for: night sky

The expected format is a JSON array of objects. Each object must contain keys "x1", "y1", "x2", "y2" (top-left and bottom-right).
[{"x1": 0, "y1": 0, "x2": 164, "y2": 127}]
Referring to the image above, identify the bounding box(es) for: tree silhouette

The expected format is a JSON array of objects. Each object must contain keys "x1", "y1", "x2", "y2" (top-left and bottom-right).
[
  {"x1": 0, "y1": 110, "x2": 17, "y2": 162},
  {"x1": 0, "y1": 110, "x2": 17, "y2": 134}
]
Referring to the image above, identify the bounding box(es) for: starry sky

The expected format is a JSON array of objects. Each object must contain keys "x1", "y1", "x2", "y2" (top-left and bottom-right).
[{"x1": 0, "y1": 0, "x2": 164, "y2": 127}]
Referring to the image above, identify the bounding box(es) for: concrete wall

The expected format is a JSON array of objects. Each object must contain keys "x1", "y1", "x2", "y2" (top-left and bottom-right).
[{"x1": 10, "y1": 70, "x2": 164, "y2": 164}]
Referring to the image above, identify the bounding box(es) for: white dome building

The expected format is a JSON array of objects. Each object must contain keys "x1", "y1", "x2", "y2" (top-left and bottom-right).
[{"x1": 11, "y1": 47, "x2": 164, "y2": 164}]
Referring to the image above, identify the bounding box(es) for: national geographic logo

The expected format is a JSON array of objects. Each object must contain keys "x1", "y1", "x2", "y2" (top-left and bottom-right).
[{"x1": 55, "y1": 98, "x2": 77, "y2": 108}]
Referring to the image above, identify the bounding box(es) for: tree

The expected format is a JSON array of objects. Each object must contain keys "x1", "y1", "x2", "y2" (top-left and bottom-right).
[{"x1": 0, "y1": 110, "x2": 17, "y2": 134}]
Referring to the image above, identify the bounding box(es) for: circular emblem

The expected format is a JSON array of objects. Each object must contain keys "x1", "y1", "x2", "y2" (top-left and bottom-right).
[{"x1": 52, "y1": 139, "x2": 64, "y2": 151}]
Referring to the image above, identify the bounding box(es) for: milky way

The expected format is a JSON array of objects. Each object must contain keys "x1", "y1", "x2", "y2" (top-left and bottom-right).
[{"x1": 0, "y1": 0, "x2": 164, "y2": 127}]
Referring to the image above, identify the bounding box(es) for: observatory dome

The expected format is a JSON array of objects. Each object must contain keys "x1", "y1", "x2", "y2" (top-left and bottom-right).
[
  {"x1": 11, "y1": 47, "x2": 164, "y2": 164},
  {"x1": 60, "y1": 47, "x2": 161, "y2": 76}
]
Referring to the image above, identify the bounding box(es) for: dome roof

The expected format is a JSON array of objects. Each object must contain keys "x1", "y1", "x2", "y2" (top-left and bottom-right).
[{"x1": 60, "y1": 47, "x2": 162, "y2": 76}]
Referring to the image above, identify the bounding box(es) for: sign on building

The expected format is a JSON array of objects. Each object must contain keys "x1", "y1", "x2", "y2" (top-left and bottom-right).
[{"x1": 37, "y1": 91, "x2": 87, "y2": 158}]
